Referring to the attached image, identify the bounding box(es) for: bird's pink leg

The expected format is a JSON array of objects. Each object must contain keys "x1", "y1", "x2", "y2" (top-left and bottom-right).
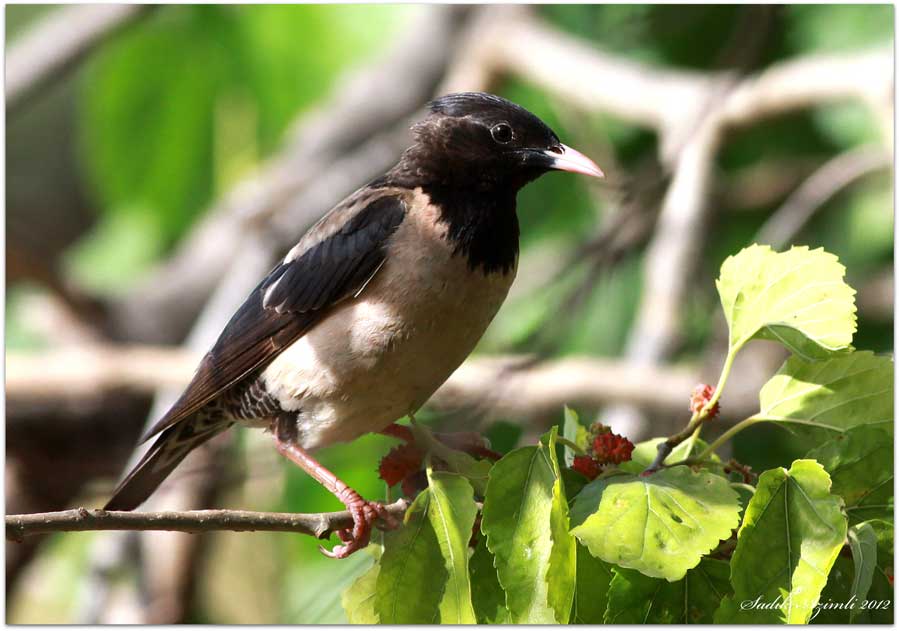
[{"x1": 272, "y1": 435, "x2": 399, "y2": 559}]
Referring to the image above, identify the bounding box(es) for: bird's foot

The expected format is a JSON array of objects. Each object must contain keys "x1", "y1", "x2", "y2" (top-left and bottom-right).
[{"x1": 320, "y1": 491, "x2": 401, "y2": 559}]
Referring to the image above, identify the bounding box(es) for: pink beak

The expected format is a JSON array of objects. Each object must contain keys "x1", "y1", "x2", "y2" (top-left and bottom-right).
[{"x1": 547, "y1": 144, "x2": 604, "y2": 178}]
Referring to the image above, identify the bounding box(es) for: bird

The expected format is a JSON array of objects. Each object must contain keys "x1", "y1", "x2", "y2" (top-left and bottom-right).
[{"x1": 105, "y1": 92, "x2": 603, "y2": 558}]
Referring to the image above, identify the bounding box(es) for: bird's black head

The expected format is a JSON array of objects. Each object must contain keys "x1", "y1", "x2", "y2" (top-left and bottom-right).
[
  {"x1": 396, "y1": 92, "x2": 603, "y2": 193},
  {"x1": 384, "y1": 92, "x2": 602, "y2": 276}
]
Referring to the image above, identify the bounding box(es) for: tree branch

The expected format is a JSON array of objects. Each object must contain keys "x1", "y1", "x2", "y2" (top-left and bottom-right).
[
  {"x1": 6, "y1": 502, "x2": 409, "y2": 542},
  {"x1": 7, "y1": 344, "x2": 761, "y2": 423},
  {"x1": 756, "y1": 145, "x2": 892, "y2": 248}
]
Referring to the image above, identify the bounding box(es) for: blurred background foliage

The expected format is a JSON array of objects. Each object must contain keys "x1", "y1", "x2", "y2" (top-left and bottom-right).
[{"x1": 6, "y1": 4, "x2": 893, "y2": 624}]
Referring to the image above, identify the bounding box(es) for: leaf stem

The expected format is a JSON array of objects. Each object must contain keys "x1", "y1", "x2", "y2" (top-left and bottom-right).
[
  {"x1": 644, "y1": 346, "x2": 740, "y2": 473},
  {"x1": 706, "y1": 347, "x2": 738, "y2": 415},
  {"x1": 696, "y1": 415, "x2": 763, "y2": 461},
  {"x1": 644, "y1": 412, "x2": 702, "y2": 472},
  {"x1": 557, "y1": 436, "x2": 586, "y2": 455}
]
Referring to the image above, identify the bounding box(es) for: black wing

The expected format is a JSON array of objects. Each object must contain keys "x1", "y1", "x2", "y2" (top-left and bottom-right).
[{"x1": 143, "y1": 191, "x2": 407, "y2": 441}]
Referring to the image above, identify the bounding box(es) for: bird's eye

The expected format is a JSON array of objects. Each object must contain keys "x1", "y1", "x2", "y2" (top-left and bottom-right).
[{"x1": 490, "y1": 123, "x2": 513, "y2": 144}]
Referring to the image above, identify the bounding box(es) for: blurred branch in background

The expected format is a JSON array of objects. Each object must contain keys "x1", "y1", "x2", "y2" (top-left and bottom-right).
[
  {"x1": 6, "y1": 343, "x2": 758, "y2": 425},
  {"x1": 757, "y1": 145, "x2": 892, "y2": 248},
  {"x1": 6, "y1": 5, "x2": 153, "y2": 116}
]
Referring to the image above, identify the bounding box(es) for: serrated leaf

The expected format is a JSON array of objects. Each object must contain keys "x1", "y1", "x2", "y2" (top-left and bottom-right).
[
  {"x1": 758, "y1": 351, "x2": 893, "y2": 435},
  {"x1": 427, "y1": 470, "x2": 478, "y2": 624},
  {"x1": 806, "y1": 425, "x2": 893, "y2": 523},
  {"x1": 482, "y1": 430, "x2": 571, "y2": 623},
  {"x1": 619, "y1": 436, "x2": 719, "y2": 474},
  {"x1": 563, "y1": 406, "x2": 589, "y2": 467},
  {"x1": 543, "y1": 429, "x2": 577, "y2": 623},
  {"x1": 442, "y1": 453, "x2": 492, "y2": 497},
  {"x1": 716, "y1": 244, "x2": 856, "y2": 360},
  {"x1": 814, "y1": 519, "x2": 894, "y2": 625},
  {"x1": 715, "y1": 460, "x2": 848, "y2": 624},
  {"x1": 570, "y1": 466, "x2": 740, "y2": 581},
  {"x1": 341, "y1": 561, "x2": 380, "y2": 624},
  {"x1": 469, "y1": 537, "x2": 511, "y2": 624},
  {"x1": 375, "y1": 490, "x2": 444, "y2": 623},
  {"x1": 847, "y1": 522, "x2": 879, "y2": 622},
  {"x1": 571, "y1": 543, "x2": 613, "y2": 624},
  {"x1": 606, "y1": 559, "x2": 732, "y2": 623}
]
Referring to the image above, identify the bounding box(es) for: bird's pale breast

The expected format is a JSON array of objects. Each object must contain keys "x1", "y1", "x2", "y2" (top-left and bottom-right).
[{"x1": 261, "y1": 190, "x2": 516, "y2": 450}]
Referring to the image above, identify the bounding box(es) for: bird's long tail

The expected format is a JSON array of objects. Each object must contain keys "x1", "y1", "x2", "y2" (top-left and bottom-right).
[{"x1": 104, "y1": 413, "x2": 231, "y2": 511}]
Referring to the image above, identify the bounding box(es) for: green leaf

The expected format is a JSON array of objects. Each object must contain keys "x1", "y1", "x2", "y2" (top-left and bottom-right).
[
  {"x1": 375, "y1": 491, "x2": 444, "y2": 623},
  {"x1": 408, "y1": 423, "x2": 492, "y2": 496},
  {"x1": 440, "y1": 452, "x2": 492, "y2": 497},
  {"x1": 426, "y1": 470, "x2": 478, "y2": 624},
  {"x1": 847, "y1": 522, "x2": 879, "y2": 622},
  {"x1": 571, "y1": 466, "x2": 740, "y2": 581},
  {"x1": 341, "y1": 561, "x2": 379, "y2": 623},
  {"x1": 481, "y1": 429, "x2": 574, "y2": 623},
  {"x1": 563, "y1": 406, "x2": 589, "y2": 466},
  {"x1": 758, "y1": 351, "x2": 893, "y2": 435},
  {"x1": 806, "y1": 425, "x2": 893, "y2": 523},
  {"x1": 716, "y1": 244, "x2": 856, "y2": 360},
  {"x1": 571, "y1": 543, "x2": 613, "y2": 624},
  {"x1": 715, "y1": 460, "x2": 848, "y2": 624},
  {"x1": 469, "y1": 537, "x2": 511, "y2": 624},
  {"x1": 814, "y1": 519, "x2": 894, "y2": 625},
  {"x1": 561, "y1": 467, "x2": 589, "y2": 499},
  {"x1": 543, "y1": 429, "x2": 577, "y2": 623},
  {"x1": 606, "y1": 559, "x2": 732, "y2": 623},
  {"x1": 619, "y1": 436, "x2": 719, "y2": 474}
]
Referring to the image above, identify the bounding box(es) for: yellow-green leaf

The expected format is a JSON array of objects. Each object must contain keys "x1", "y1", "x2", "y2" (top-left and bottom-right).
[
  {"x1": 715, "y1": 460, "x2": 848, "y2": 624},
  {"x1": 341, "y1": 561, "x2": 380, "y2": 624},
  {"x1": 716, "y1": 244, "x2": 856, "y2": 360},
  {"x1": 758, "y1": 351, "x2": 893, "y2": 435},
  {"x1": 544, "y1": 429, "x2": 577, "y2": 623},
  {"x1": 375, "y1": 491, "x2": 444, "y2": 623},
  {"x1": 571, "y1": 466, "x2": 740, "y2": 581},
  {"x1": 482, "y1": 429, "x2": 574, "y2": 623},
  {"x1": 427, "y1": 470, "x2": 478, "y2": 624}
]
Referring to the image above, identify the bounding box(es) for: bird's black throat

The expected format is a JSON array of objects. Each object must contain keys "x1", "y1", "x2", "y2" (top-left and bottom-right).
[
  {"x1": 379, "y1": 164, "x2": 520, "y2": 275},
  {"x1": 380, "y1": 143, "x2": 529, "y2": 275},
  {"x1": 424, "y1": 182, "x2": 520, "y2": 276}
]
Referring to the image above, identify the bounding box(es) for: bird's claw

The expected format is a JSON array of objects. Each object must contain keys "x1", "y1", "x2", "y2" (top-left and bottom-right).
[{"x1": 319, "y1": 498, "x2": 401, "y2": 559}]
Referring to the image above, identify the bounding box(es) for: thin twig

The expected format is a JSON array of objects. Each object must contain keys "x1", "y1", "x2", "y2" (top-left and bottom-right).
[{"x1": 6, "y1": 502, "x2": 410, "y2": 542}]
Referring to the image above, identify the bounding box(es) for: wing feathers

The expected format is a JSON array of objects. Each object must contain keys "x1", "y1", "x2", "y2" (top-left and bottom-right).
[{"x1": 144, "y1": 190, "x2": 407, "y2": 440}]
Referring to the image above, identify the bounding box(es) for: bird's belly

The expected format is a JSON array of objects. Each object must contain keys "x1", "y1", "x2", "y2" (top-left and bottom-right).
[{"x1": 261, "y1": 249, "x2": 515, "y2": 450}]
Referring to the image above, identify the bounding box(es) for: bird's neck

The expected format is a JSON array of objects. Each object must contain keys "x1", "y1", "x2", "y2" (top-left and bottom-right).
[
  {"x1": 383, "y1": 159, "x2": 520, "y2": 276},
  {"x1": 425, "y1": 183, "x2": 520, "y2": 276}
]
